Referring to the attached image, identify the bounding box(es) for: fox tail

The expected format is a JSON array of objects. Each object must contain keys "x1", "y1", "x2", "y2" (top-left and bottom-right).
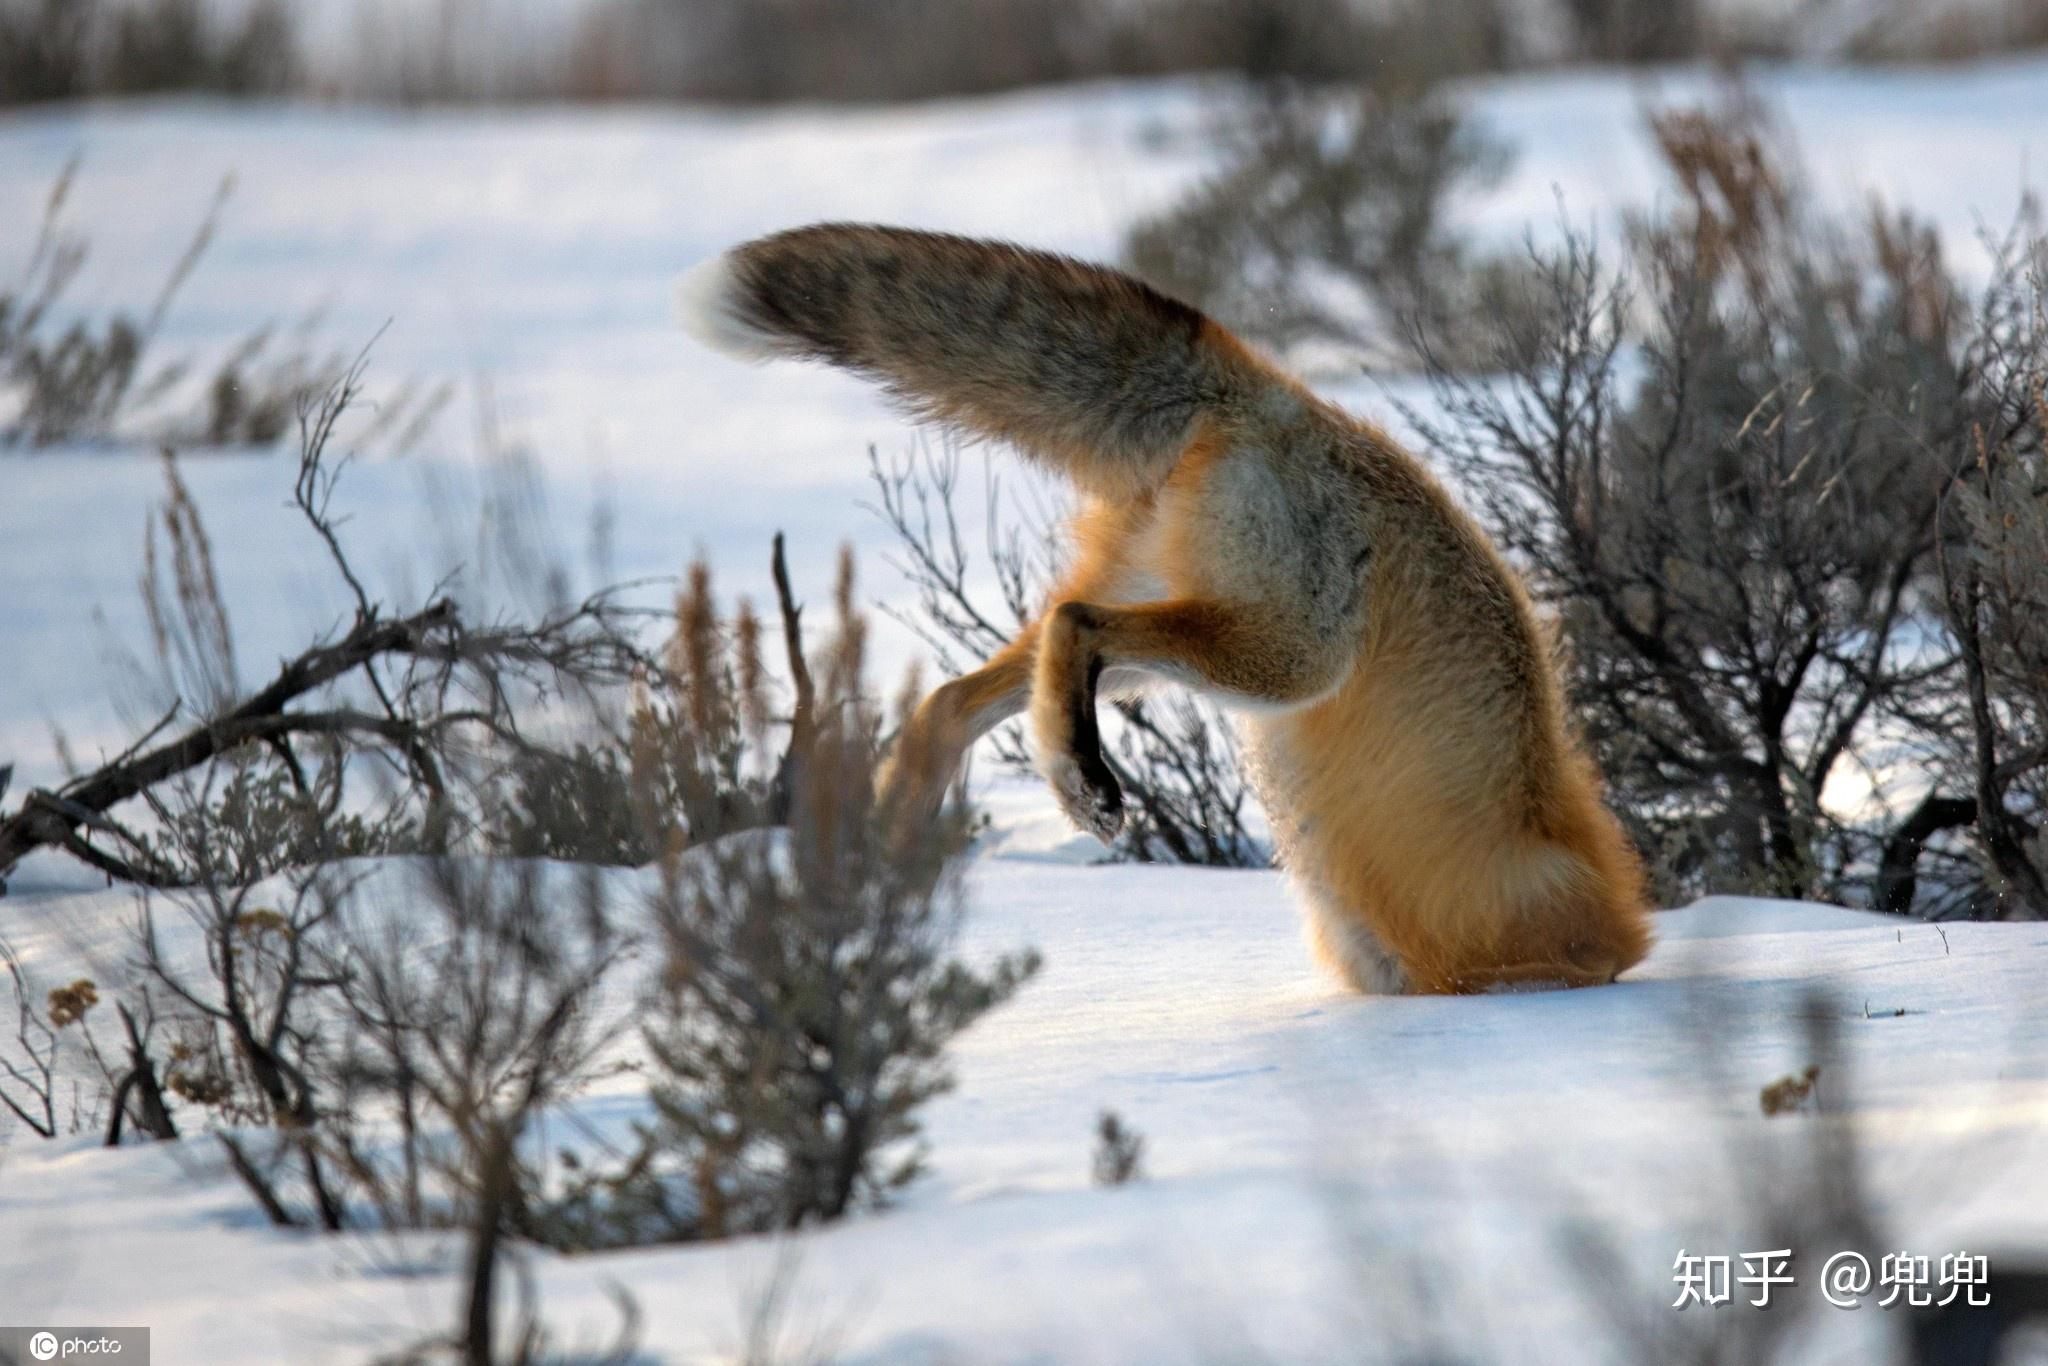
[{"x1": 677, "y1": 223, "x2": 1277, "y2": 495}]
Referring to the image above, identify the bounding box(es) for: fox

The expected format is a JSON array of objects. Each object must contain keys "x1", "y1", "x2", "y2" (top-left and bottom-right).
[{"x1": 676, "y1": 223, "x2": 1651, "y2": 995}]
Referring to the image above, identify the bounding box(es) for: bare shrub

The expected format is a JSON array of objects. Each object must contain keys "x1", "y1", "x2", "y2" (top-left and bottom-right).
[
  {"x1": 492, "y1": 543, "x2": 795, "y2": 868},
  {"x1": 638, "y1": 549, "x2": 1039, "y2": 1235},
  {"x1": 1404, "y1": 97, "x2": 1978, "y2": 907},
  {"x1": 871, "y1": 442, "x2": 1266, "y2": 866},
  {"x1": 563, "y1": 0, "x2": 1088, "y2": 103},
  {"x1": 13, "y1": 0, "x2": 2048, "y2": 108},
  {"x1": 326, "y1": 858, "x2": 635, "y2": 1364},
  {"x1": 136, "y1": 857, "x2": 352, "y2": 1227},
  {"x1": 194, "y1": 319, "x2": 362, "y2": 446},
  {"x1": 125, "y1": 810, "x2": 639, "y2": 1357},
  {"x1": 98, "y1": 454, "x2": 647, "y2": 1347},
  {"x1": 0, "y1": 365, "x2": 648, "y2": 893},
  {"x1": 1, "y1": 161, "x2": 158, "y2": 447},
  {"x1": 1, "y1": 931, "x2": 178, "y2": 1144},
  {"x1": 140, "y1": 750, "x2": 411, "y2": 887},
  {"x1": 1124, "y1": 79, "x2": 1529, "y2": 372},
  {"x1": 0, "y1": 163, "x2": 378, "y2": 451},
  {"x1": 1934, "y1": 216, "x2": 2048, "y2": 919},
  {"x1": 2, "y1": 395, "x2": 1024, "y2": 1359},
  {"x1": 2, "y1": 397, "x2": 1030, "y2": 1358},
  {"x1": 1091, "y1": 1108, "x2": 1145, "y2": 1186},
  {"x1": 100, "y1": 989, "x2": 179, "y2": 1144},
  {"x1": 0, "y1": 942, "x2": 75, "y2": 1137},
  {"x1": 2, "y1": 372, "x2": 651, "y2": 1352},
  {"x1": 494, "y1": 742, "x2": 648, "y2": 866}
]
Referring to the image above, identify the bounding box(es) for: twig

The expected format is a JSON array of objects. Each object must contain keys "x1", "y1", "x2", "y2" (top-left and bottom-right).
[{"x1": 768, "y1": 533, "x2": 817, "y2": 822}]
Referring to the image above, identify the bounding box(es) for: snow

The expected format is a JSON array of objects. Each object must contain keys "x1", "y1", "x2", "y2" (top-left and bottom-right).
[
  {"x1": 1, "y1": 816, "x2": 2045, "y2": 1362},
  {"x1": 6, "y1": 56, "x2": 2048, "y2": 1365}
]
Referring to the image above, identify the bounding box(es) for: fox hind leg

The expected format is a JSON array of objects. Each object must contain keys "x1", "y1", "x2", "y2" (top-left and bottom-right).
[
  {"x1": 879, "y1": 623, "x2": 1039, "y2": 824},
  {"x1": 878, "y1": 535, "x2": 1156, "y2": 833},
  {"x1": 1036, "y1": 622, "x2": 1125, "y2": 843},
  {"x1": 1031, "y1": 597, "x2": 1341, "y2": 843}
]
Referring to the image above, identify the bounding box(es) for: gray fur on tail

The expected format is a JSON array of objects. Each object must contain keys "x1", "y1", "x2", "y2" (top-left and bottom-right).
[{"x1": 678, "y1": 224, "x2": 1259, "y2": 495}]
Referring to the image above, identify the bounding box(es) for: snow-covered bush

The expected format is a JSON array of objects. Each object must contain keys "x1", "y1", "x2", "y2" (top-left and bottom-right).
[
  {"x1": 1123, "y1": 79, "x2": 1530, "y2": 372},
  {"x1": 0, "y1": 163, "x2": 394, "y2": 450},
  {"x1": 1, "y1": 446, "x2": 1029, "y2": 1355},
  {"x1": 1404, "y1": 95, "x2": 2021, "y2": 911},
  {"x1": 1135, "y1": 80, "x2": 2048, "y2": 915},
  {"x1": 3, "y1": 430, "x2": 1034, "y2": 1317},
  {"x1": 1935, "y1": 218, "x2": 2048, "y2": 918},
  {"x1": 635, "y1": 551, "x2": 1039, "y2": 1235},
  {"x1": 136, "y1": 860, "x2": 356, "y2": 1228},
  {"x1": 0, "y1": 942, "x2": 86, "y2": 1138},
  {"x1": 1091, "y1": 1109, "x2": 1145, "y2": 1186},
  {"x1": 324, "y1": 857, "x2": 635, "y2": 1361},
  {"x1": 0, "y1": 375, "x2": 643, "y2": 893}
]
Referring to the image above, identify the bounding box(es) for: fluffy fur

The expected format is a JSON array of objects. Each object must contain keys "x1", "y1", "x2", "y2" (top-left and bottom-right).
[{"x1": 681, "y1": 222, "x2": 1651, "y2": 995}]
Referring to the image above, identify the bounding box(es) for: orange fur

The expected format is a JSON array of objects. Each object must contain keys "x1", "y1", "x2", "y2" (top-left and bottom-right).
[
  {"x1": 1048, "y1": 430, "x2": 1650, "y2": 995},
  {"x1": 685, "y1": 224, "x2": 1652, "y2": 995},
  {"x1": 1238, "y1": 434, "x2": 1650, "y2": 994}
]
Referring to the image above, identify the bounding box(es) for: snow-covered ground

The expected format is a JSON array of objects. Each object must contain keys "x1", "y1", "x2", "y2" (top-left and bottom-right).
[
  {"x1": 6, "y1": 57, "x2": 2048, "y2": 1364},
  {"x1": 3, "y1": 815, "x2": 2046, "y2": 1362}
]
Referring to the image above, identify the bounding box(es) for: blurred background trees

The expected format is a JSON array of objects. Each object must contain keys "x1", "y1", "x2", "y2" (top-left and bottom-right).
[{"x1": 10, "y1": 0, "x2": 2048, "y2": 108}]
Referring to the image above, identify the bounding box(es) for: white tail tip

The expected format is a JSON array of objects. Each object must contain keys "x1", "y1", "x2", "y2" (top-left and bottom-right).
[{"x1": 674, "y1": 249, "x2": 780, "y2": 360}]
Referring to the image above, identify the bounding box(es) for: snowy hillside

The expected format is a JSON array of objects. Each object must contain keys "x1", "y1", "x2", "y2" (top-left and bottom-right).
[{"x1": 6, "y1": 58, "x2": 2048, "y2": 1365}]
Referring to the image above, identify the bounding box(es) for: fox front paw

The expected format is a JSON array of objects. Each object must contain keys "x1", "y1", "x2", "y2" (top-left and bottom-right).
[{"x1": 1046, "y1": 750, "x2": 1124, "y2": 844}]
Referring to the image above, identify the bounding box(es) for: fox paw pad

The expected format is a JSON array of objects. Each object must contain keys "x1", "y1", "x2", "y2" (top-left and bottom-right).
[{"x1": 1046, "y1": 752, "x2": 1124, "y2": 844}]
